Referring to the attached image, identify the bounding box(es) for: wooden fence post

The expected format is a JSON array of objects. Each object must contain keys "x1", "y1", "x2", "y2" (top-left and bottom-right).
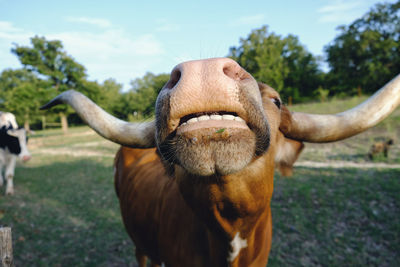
[
  {"x1": 0, "y1": 227, "x2": 14, "y2": 267},
  {"x1": 42, "y1": 115, "x2": 46, "y2": 130}
]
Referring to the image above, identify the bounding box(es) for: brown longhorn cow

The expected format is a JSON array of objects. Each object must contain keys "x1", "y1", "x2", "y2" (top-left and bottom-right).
[
  {"x1": 368, "y1": 138, "x2": 394, "y2": 159},
  {"x1": 41, "y1": 58, "x2": 400, "y2": 267}
]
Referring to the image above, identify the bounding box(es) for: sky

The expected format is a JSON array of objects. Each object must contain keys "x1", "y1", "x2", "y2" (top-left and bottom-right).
[{"x1": 0, "y1": 0, "x2": 394, "y2": 90}]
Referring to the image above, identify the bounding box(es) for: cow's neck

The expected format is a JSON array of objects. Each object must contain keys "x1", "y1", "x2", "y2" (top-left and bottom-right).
[{"x1": 175, "y1": 154, "x2": 274, "y2": 264}]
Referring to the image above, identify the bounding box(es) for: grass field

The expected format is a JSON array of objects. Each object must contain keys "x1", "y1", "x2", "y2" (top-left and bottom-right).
[{"x1": 0, "y1": 97, "x2": 399, "y2": 266}]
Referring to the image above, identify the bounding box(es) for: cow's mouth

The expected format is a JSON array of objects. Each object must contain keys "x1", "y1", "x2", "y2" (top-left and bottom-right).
[
  {"x1": 162, "y1": 111, "x2": 258, "y2": 176},
  {"x1": 157, "y1": 99, "x2": 270, "y2": 176},
  {"x1": 176, "y1": 111, "x2": 249, "y2": 134}
]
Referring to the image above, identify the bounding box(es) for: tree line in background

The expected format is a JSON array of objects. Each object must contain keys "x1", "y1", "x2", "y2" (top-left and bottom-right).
[{"x1": 0, "y1": 1, "x2": 399, "y2": 131}]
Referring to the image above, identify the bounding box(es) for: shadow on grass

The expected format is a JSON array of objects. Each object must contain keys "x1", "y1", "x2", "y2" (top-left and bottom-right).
[
  {"x1": 0, "y1": 158, "x2": 136, "y2": 267},
  {"x1": 270, "y1": 167, "x2": 400, "y2": 267},
  {"x1": 327, "y1": 153, "x2": 368, "y2": 162},
  {"x1": 327, "y1": 152, "x2": 400, "y2": 164}
]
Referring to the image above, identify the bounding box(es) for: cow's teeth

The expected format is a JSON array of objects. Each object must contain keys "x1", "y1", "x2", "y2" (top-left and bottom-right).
[
  {"x1": 180, "y1": 114, "x2": 245, "y2": 127},
  {"x1": 198, "y1": 115, "x2": 210, "y2": 121},
  {"x1": 210, "y1": 115, "x2": 222, "y2": 120},
  {"x1": 222, "y1": 114, "x2": 235, "y2": 120},
  {"x1": 187, "y1": 118, "x2": 199, "y2": 124},
  {"x1": 234, "y1": 117, "x2": 244, "y2": 122}
]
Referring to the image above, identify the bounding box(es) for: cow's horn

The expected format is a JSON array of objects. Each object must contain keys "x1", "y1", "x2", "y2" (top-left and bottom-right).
[
  {"x1": 285, "y1": 74, "x2": 400, "y2": 142},
  {"x1": 40, "y1": 90, "x2": 156, "y2": 148}
]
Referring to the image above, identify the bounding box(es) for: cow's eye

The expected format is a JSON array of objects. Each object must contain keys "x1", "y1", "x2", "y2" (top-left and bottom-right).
[{"x1": 271, "y1": 98, "x2": 281, "y2": 109}]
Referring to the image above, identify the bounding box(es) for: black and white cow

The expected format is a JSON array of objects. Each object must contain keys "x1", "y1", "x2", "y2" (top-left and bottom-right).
[{"x1": 0, "y1": 112, "x2": 31, "y2": 195}]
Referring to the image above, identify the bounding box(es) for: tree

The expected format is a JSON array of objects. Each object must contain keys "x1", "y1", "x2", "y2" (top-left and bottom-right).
[
  {"x1": 12, "y1": 36, "x2": 88, "y2": 133},
  {"x1": 325, "y1": 1, "x2": 400, "y2": 95},
  {"x1": 121, "y1": 72, "x2": 170, "y2": 120},
  {"x1": 98, "y1": 78, "x2": 124, "y2": 117},
  {"x1": 229, "y1": 25, "x2": 322, "y2": 103},
  {"x1": 229, "y1": 26, "x2": 287, "y2": 92},
  {"x1": 0, "y1": 68, "x2": 50, "y2": 130}
]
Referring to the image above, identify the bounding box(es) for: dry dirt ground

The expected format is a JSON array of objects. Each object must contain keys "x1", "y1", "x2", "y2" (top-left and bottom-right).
[{"x1": 29, "y1": 129, "x2": 400, "y2": 170}]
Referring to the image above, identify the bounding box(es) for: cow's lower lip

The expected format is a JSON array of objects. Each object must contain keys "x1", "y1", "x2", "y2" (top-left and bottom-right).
[
  {"x1": 174, "y1": 126, "x2": 256, "y2": 176},
  {"x1": 176, "y1": 120, "x2": 248, "y2": 135}
]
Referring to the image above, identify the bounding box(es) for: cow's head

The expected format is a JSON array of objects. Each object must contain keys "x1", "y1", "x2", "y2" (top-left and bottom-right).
[
  {"x1": 155, "y1": 58, "x2": 272, "y2": 176},
  {"x1": 1, "y1": 127, "x2": 31, "y2": 162},
  {"x1": 41, "y1": 57, "x2": 400, "y2": 177},
  {"x1": 0, "y1": 112, "x2": 19, "y2": 130}
]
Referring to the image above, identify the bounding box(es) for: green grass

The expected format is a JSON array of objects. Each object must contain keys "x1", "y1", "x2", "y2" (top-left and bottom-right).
[
  {"x1": 0, "y1": 95, "x2": 399, "y2": 266},
  {"x1": 270, "y1": 168, "x2": 400, "y2": 267},
  {"x1": 290, "y1": 96, "x2": 370, "y2": 114},
  {"x1": 1, "y1": 157, "x2": 135, "y2": 266},
  {"x1": 1, "y1": 128, "x2": 132, "y2": 266}
]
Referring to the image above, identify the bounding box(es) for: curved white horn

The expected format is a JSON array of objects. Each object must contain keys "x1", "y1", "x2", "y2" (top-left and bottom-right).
[
  {"x1": 286, "y1": 74, "x2": 400, "y2": 142},
  {"x1": 41, "y1": 90, "x2": 156, "y2": 148}
]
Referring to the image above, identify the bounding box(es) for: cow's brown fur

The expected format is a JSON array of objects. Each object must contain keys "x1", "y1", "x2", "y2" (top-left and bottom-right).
[{"x1": 113, "y1": 80, "x2": 303, "y2": 266}]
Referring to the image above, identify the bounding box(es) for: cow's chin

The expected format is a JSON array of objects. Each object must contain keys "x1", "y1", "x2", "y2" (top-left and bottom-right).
[{"x1": 174, "y1": 127, "x2": 256, "y2": 176}]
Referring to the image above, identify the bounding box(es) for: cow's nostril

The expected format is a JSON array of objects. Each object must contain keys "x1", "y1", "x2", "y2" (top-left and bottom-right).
[
  {"x1": 223, "y1": 67, "x2": 240, "y2": 81},
  {"x1": 165, "y1": 69, "x2": 182, "y2": 90},
  {"x1": 223, "y1": 62, "x2": 249, "y2": 81}
]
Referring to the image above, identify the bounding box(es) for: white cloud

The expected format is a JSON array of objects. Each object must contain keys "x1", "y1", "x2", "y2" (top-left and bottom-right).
[
  {"x1": 155, "y1": 19, "x2": 181, "y2": 32},
  {"x1": 0, "y1": 21, "x2": 22, "y2": 33},
  {"x1": 231, "y1": 14, "x2": 265, "y2": 26},
  {"x1": 50, "y1": 30, "x2": 163, "y2": 58},
  {"x1": 66, "y1": 16, "x2": 112, "y2": 28},
  {"x1": 0, "y1": 21, "x2": 34, "y2": 71},
  {"x1": 0, "y1": 20, "x2": 166, "y2": 90},
  {"x1": 48, "y1": 29, "x2": 165, "y2": 88},
  {"x1": 156, "y1": 23, "x2": 181, "y2": 32},
  {"x1": 317, "y1": 0, "x2": 373, "y2": 23},
  {"x1": 0, "y1": 21, "x2": 33, "y2": 40}
]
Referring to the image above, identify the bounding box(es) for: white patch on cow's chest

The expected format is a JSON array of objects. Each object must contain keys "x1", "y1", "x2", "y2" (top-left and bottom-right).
[{"x1": 228, "y1": 232, "x2": 248, "y2": 262}]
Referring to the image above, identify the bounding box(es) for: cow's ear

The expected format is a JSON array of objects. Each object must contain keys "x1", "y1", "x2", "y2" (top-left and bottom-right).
[
  {"x1": 279, "y1": 104, "x2": 293, "y2": 133},
  {"x1": 275, "y1": 134, "x2": 304, "y2": 176},
  {"x1": 7, "y1": 129, "x2": 18, "y2": 137},
  {"x1": 275, "y1": 104, "x2": 304, "y2": 176}
]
